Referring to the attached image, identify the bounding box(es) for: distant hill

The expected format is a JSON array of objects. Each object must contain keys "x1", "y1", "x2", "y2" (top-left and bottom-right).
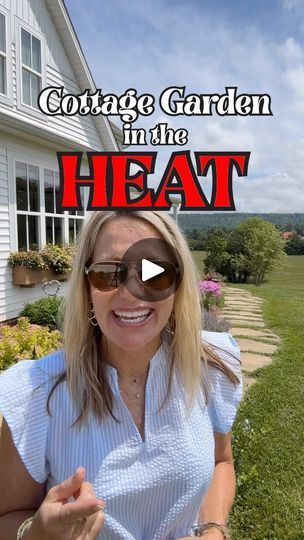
[{"x1": 177, "y1": 213, "x2": 304, "y2": 232}]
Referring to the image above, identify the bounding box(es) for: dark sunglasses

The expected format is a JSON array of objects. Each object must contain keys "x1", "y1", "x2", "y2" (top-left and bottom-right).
[{"x1": 85, "y1": 260, "x2": 179, "y2": 291}]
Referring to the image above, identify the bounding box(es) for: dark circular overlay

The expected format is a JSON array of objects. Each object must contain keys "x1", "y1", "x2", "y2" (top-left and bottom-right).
[{"x1": 121, "y1": 238, "x2": 184, "y2": 302}]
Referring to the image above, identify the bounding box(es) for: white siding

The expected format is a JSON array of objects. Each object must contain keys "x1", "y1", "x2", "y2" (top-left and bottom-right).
[
  {"x1": 46, "y1": 65, "x2": 102, "y2": 149},
  {"x1": 0, "y1": 133, "x2": 80, "y2": 322},
  {"x1": 1, "y1": 0, "x2": 104, "y2": 150}
]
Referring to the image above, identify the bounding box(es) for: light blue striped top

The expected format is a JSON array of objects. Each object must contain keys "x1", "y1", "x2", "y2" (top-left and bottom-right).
[{"x1": 0, "y1": 331, "x2": 242, "y2": 540}]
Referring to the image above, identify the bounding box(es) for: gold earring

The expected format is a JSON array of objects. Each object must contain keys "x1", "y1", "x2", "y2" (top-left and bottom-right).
[{"x1": 88, "y1": 307, "x2": 99, "y2": 326}]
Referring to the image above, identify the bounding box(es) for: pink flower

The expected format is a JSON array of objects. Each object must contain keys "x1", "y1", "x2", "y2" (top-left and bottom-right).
[{"x1": 199, "y1": 280, "x2": 222, "y2": 297}]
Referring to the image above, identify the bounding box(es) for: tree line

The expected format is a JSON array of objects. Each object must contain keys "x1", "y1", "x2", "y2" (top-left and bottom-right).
[{"x1": 179, "y1": 212, "x2": 304, "y2": 234}]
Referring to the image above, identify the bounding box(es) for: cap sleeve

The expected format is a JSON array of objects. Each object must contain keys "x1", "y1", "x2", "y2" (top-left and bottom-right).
[
  {"x1": 0, "y1": 358, "x2": 52, "y2": 483},
  {"x1": 202, "y1": 331, "x2": 243, "y2": 433}
]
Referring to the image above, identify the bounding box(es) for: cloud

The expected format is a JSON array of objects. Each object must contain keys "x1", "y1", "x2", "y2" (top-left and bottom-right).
[
  {"x1": 282, "y1": 0, "x2": 304, "y2": 10},
  {"x1": 65, "y1": 0, "x2": 304, "y2": 212}
]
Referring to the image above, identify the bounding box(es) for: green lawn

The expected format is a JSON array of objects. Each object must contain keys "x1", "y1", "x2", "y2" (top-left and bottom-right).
[{"x1": 192, "y1": 253, "x2": 304, "y2": 539}]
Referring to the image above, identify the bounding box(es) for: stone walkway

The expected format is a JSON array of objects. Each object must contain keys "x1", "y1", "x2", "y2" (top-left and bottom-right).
[{"x1": 222, "y1": 286, "x2": 281, "y2": 391}]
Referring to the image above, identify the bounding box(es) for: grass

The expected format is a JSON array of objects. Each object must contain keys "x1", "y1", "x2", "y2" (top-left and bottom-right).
[{"x1": 192, "y1": 253, "x2": 304, "y2": 539}]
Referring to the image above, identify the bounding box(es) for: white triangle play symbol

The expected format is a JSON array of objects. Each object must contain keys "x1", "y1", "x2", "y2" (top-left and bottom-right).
[{"x1": 142, "y1": 259, "x2": 164, "y2": 282}]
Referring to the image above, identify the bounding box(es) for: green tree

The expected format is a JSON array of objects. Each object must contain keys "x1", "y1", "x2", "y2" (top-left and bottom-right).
[
  {"x1": 204, "y1": 230, "x2": 232, "y2": 278},
  {"x1": 204, "y1": 218, "x2": 285, "y2": 286},
  {"x1": 235, "y1": 218, "x2": 286, "y2": 286}
]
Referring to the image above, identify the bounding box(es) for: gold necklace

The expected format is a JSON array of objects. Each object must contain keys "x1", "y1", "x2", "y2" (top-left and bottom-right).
[{"x1": 118, "y1": 376, "x2": 145, "y2": 399}]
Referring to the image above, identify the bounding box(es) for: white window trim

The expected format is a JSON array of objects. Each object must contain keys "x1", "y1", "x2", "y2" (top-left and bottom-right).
[
  {"x1": 8, "y1": 151, "x2": 88, "y2": 252},
  {"x1": 0, "y1": 6, "x2": 13, "y2": 106},
  {"x1": 15, "y1": 18, "x2": 47, "y2": 120}
]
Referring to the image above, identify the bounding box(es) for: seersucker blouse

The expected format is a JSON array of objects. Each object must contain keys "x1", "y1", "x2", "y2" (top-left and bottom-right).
[{"x1": 0, "y1": 331, "x2": 243, "y2": 540}]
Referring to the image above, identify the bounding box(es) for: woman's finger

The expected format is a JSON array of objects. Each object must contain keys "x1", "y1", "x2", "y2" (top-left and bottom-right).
[{"x1": 46, "y1": 467, "x2": 86, "y2": 502}]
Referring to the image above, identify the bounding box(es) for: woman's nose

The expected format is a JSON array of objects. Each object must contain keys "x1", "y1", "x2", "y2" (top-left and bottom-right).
[{"x1": 117, "y1": 266, "x2": 145, "y2": 299}]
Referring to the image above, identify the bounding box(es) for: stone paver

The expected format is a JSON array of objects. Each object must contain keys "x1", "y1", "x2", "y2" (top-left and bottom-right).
[
  {"x1": 221, "y1": 286, "x2": 281, "y2": 384},
  {"x1": 225, "y1": 315, "x2": 264, "y2": 322},
  {"x1": 222, "y1": 310, "x2": 263, "y2": 318},
  {"x1": 236, "y1": 338, "x2": 278, "y2": 355},
  {"x1": 230, "y1": 327, "x2": 281, "y2": 341},
  {"x1": 241, "y1": 353, "x2": 273, "y2": 372},
  {"x1": 224, "y1": 300, "x2": 263, "y2": 307},
  {"x1": 231, "y1": 320, "x2": 266, "y2": 328}
]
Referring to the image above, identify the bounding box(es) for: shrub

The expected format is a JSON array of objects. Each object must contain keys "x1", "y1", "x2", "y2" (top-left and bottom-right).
[
  {"x1": 202, "y1": 308, "x2": 231, "y2": 333},
  {"x1": 284, "y1": 234, "x2": 304, "y2": 255},
  {"x1": 0, "y1": 317, "x2": 62, "y2": 370},
  {"x1": 8, "y1": 250, "x2": 47, "y2": 270},
  {"x1": 203, "y1": 271, "x2": 226, "y2": 282},
  {"x1": 19, "y1": 296, "x2": 64, "y2": 330}
]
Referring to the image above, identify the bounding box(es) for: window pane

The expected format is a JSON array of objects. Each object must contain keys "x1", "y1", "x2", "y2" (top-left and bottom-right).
[
  {"x1": 69, "y1": 219, "x2": 75, "y2": 244},
  {"x1": 44, "y1": 169, "x2": 54, "y2": 213},
  {"x1": 0, "y1": 55, "x2": 5, "y2": 95},
  {"x1": 22, "y1": 68, "x2": 31, "y2": 105},
  {"x1": 28, "y1": 215, "x2": 39, "y2": 250},
  {"x1": 54, "y1": 217, "x2": 63, "y2": 245},
  {"x1": 29, "y1": 165, "x2": 39, "y2": 211},
  {"x1": 46, "y1": 216, "x2": 53, "y2": 244},
  {"x1": 30, "y1": 72, "x2": 40, "y2": 108},
  {"x1": 17, "y1": 214, "x2": 27, "y2": 251},
  {"x1": 16, "y1": 161, "x2": 28, "y2": 211},
  {"x1": 55, "y1": 172, "x2": 63, "y2": 214},
  {"x1": 21, "y1": 28, "x2": 31, "y2": 67},
  {"x1": 32, "y1": 35, "x2": 41, "y2": 72},
  {"x1": 0, "y1": 13, "x2": 5, "y2": 53}
]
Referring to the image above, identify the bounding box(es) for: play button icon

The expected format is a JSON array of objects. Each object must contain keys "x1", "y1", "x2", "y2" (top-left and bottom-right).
[
  {"x1": 142, "y1": 259, "x2": 164, "y2": 282},
  {"x1": 121, "y1": 238, "x2": 183, "y2": 301}
]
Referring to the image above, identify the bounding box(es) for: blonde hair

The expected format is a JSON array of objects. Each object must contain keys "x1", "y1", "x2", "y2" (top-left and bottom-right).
[{"x1": 49, "y1": 210, "x2": 240, "y2": 426}]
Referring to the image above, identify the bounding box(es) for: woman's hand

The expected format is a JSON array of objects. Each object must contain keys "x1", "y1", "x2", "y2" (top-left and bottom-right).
[{"x1": 25, "y1": 467, "x2": 105, "y2": 540}]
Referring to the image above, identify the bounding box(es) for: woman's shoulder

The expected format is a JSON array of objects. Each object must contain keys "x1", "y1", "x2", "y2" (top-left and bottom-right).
[
  {"x1": 201, "y1": 331, "x2": 243, "y2": 433},
  {"x1": 0, "y1": 349, "x2": 66, "y2": 483},
  {"x1": 202, "y1": 330, "x2": 240, "y2": 360}
]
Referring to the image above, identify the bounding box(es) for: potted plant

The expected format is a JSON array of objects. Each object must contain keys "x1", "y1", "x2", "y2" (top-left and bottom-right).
[
  {"x1": 8, "y1": 251, "x2": 47, "y2": 286},
  {"x1": 40, "y1": 244, "x2": 74, "y2": 281}
]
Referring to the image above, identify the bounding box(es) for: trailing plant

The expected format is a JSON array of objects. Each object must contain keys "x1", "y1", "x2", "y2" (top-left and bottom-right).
[
  {"x1": 41, "y1": 244, "x2": 74, "y2": 274},
  {"x1": 7, "y1": 251, "x2": 47, "y2": 270},
  {"x1": 0, "y1": 317, "x2": 62, "y2": 370}
]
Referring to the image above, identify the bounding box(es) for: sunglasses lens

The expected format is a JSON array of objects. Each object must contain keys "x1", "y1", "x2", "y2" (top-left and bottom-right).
[
  {"x1": 142, "y1": 262, "x2": 177, "y2": 290},
  {"x1": 87, "y1": 263, "x2": 126, "y2": 291}
]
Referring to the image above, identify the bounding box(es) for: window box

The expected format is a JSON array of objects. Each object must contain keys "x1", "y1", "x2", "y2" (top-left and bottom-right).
[
  {"x1": 42, "y1": 269, "x2": 70, "y2": 282},
  {"x1": 8, "y1": 246, "x2": 74, "y2": 286},
  {"x1": 12, "y1": 266, "x2": 43, "y2": 287}
]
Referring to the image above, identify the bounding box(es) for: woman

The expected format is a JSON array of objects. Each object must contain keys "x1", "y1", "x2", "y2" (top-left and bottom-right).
[{"x1": 0, "y1": 210, "x2": 243, "y2": 540}]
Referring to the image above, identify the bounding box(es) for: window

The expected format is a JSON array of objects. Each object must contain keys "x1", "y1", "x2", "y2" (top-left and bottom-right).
[
  {"x1": 16, "y1": 161, "x2": 40, "y2": 250},
  {"x1": 21, "y1": 28, "x2": 42, "y2": 108},
  {"x1": 0, "y1": 12, "x2": 6, "y2": 95},
  {"x1": 44, "y1": 169, "x2": 64, "y2": 245},
  {"x1": 68, "y1": 187, "x2": 85, "y2": 244},
  {"x1": 15, "y1": 161, "x2": 86, "y2": 251}
]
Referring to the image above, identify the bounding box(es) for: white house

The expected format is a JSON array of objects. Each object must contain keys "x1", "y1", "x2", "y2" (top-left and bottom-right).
[
  {"x1": 0, "y1": 0, "x2": 125, "y2": 323},
  {"x1": 0, "y1": 0, "x2": 180, "y2": 324}
]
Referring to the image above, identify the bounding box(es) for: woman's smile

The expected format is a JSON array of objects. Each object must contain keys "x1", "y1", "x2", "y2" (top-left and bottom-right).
[{"x1": 111, "y1": 307, "x2": 154, "y2": 327}]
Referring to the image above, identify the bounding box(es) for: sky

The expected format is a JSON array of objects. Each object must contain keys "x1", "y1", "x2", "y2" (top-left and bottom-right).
[{"x1": 64, "y1": 0, "x2": 304, "y2": 213}]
